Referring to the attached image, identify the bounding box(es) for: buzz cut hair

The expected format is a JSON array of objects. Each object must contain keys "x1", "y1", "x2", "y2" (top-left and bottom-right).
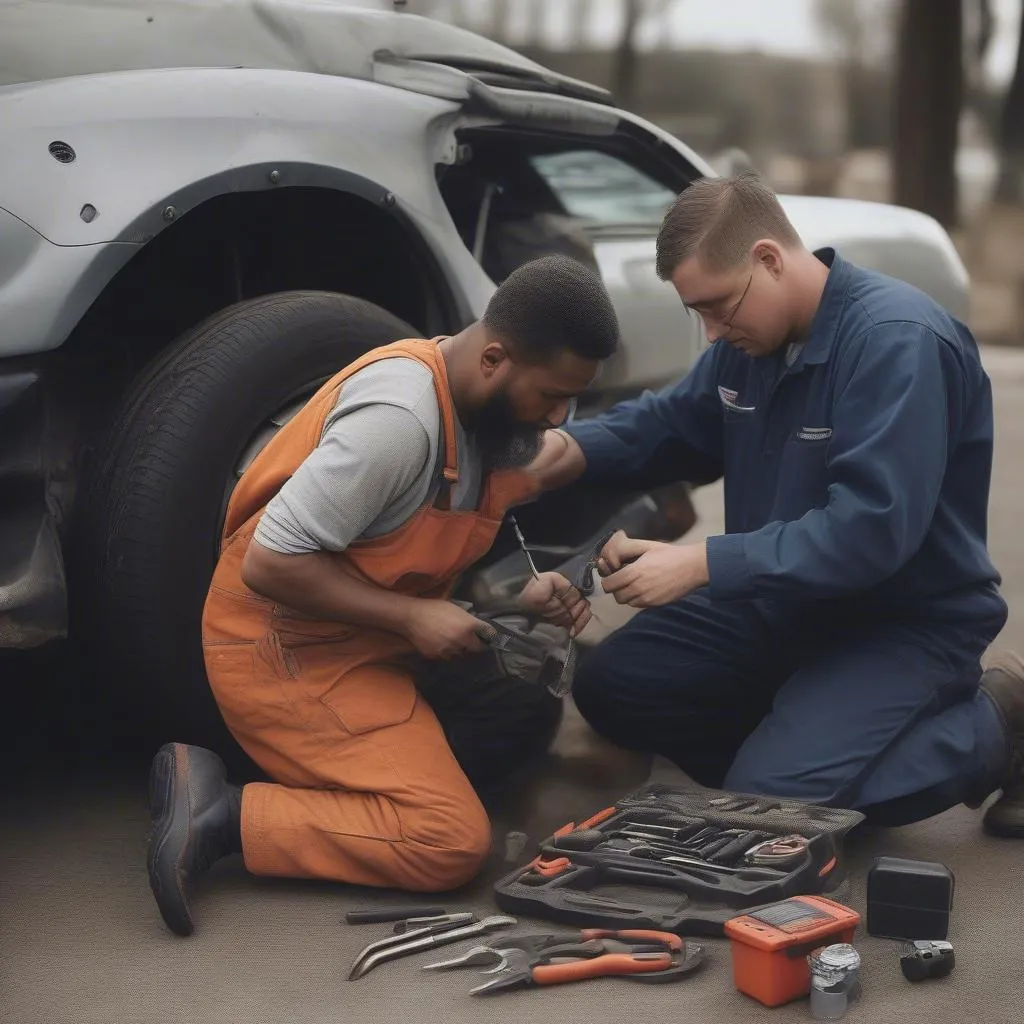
[
  {"x1": 655, "y1": 171, "x2": 802, "y2": 280},
  {"x1": 482, "y1": 254, "x2": 620, "y2": 364}
]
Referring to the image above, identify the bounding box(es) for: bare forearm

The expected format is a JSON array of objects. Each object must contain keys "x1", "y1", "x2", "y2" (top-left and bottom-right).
[
  {"x1": 526, "y1": 429, "x2": 587, "y2": 492},
  {"x1": 241, "y1": 544, "x2": 418, "y2": 635}
]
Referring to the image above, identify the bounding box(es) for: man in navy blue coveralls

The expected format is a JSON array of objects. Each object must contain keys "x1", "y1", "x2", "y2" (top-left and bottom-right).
[{"x1": 531, "y1": 172, "x2": 1024, "y2": 833}]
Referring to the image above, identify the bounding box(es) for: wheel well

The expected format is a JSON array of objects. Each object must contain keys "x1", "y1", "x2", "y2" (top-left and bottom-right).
[
  {"x1": 40, "y1": 186, "x2": 465, "y2": 547},
  {"x1": 61, "y1": 186, "x2": 462, "y2": 396}
]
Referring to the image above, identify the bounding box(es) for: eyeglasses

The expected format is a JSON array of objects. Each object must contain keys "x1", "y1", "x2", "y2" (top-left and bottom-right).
[
  {"x1": 686, "y1": 268, "x2": 754, "y2": 331},
  {"x1": 721, "y1": 270, "x2": 754, "y2": 328}
]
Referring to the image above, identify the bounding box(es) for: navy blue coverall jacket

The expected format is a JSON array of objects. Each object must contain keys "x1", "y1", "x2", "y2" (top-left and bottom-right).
[{"x1": 565, "y1": 250, "x2": 1009, "y2": 823}]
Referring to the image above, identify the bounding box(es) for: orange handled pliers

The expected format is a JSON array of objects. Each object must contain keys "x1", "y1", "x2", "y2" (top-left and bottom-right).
[
  {"x1": 423, "y1": 928, "x2": 705, "y2": 995},
  {"x1": 469, "y1": 940, "x2": 705, "y2": 995}
]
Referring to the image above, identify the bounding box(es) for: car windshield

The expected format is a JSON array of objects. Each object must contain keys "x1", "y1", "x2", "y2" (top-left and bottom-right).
[{"x1": 529, "y1": 150, "x2": 677, "y2": 227}]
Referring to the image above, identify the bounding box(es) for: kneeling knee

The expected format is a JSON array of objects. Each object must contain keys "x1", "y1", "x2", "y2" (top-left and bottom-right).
[
  {"x1": 572, "y1": 655, "x2": 620, "y2": 725},
  {"x1": 518, "y1": 685, "x2": 564, "y2": 752},
  {"x1": 399, "y1": 804, "x2": 492, "y2": 891}
]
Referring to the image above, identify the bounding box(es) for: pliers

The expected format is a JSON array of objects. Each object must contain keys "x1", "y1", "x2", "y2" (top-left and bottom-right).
[{"x1": 422, "y1": 928, "x2": 706, "y2": 994}]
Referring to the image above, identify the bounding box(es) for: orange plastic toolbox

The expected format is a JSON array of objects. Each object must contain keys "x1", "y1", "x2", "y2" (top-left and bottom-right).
[{"x1": 724, "y1": 895, "x2": 860, "y2": 1007}]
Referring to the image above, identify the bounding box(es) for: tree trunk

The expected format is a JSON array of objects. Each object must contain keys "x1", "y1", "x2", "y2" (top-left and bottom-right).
[
  {"x1": 995, "y1": 10, "x2": 1024, "y2": 202},
  {"x1": 893, "y1": 0, "x2": 963, "y2": 227},
  {"x1": 976, "y1": 0, "x2": 994, "y2": 64},
  {"x1": 611, "y1": 0, "x2": 642, "y2": 109}
]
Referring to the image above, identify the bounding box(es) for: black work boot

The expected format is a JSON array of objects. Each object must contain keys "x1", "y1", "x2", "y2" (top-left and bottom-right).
[
  {"x1": 147, "y1": 742, "x2": 243, "y2": 935},
  {"x1": 980, "y1": 652, "x2": 1024, "y2": 838}
]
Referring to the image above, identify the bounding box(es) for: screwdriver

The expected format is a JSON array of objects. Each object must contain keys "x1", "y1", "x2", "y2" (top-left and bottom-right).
[{"x1": 509, "y1": 514, "x2": 542, "y2": 582}]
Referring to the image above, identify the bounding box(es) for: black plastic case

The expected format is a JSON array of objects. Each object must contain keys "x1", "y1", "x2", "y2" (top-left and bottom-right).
[
  {"x1": 492, "y1": 783, "x2": 865, "y2": 937},
  {"x1": 866, "y1": 856, "x2": 954, "y2": 940}
]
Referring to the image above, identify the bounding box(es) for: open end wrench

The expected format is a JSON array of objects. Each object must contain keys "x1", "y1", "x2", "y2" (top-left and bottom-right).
[{"x1": 624, "y1": 845, "x2": 786, "y2": 881}]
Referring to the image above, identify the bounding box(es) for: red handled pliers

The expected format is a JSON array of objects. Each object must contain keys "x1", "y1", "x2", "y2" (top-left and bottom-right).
[{"x1": 422, "y1": 928, "x2": 706, "y2": 994}]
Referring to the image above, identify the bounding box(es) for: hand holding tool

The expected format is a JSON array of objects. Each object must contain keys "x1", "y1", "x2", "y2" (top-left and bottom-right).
[
  {"x1": 349, "y1": 914, "x2": 516, "y2": 980},
  {"x1": 573, "y1": 529, "x2": 617, "y2": 596},
  {"x1": 507, "y1": 514, "x2": 582, "y2": 695},
  {"x1": 509, "y1": 515, "x2": 542, "y2": 582}
]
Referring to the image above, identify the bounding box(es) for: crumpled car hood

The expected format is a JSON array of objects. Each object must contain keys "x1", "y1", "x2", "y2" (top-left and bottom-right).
[{"x1": 0, "y1": 0, "x2": 548, "y2": 87}]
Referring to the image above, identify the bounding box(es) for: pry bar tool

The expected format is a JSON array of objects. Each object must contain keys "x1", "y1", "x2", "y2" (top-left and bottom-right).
[
  {"x1": 349, "y1": 914, "x2": 517, "y2": 980},
  {"x1": 345, "y1": 906, "x2": 449, "y2": 925},
  {"x1": 392, "y1": 913, "x2": 475, "y2": 933},
  {"x1": 348, "y1": 912, "x2": 475, "y2": 979}
]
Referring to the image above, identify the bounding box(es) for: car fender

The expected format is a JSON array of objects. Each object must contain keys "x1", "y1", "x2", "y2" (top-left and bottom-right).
[
  {"x1": 777, "y1": 194, "x2": 971, "y2": 320},
  {"x1": 0, "y1": 67, "x2": 492, "y2": 356}
]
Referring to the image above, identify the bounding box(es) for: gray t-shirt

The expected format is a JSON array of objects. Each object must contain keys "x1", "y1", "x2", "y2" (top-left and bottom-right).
[{"x1": 253, "y1": 358, "x2": 483, "y2": 555}]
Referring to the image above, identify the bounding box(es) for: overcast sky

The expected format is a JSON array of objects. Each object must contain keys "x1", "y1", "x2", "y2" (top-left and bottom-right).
[{"x1": 397, "y1": 0, "x2": 1022, "y2": 87}]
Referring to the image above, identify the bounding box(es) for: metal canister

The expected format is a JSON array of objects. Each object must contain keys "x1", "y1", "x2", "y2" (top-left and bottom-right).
[{"x1": 808, "y1": 943, "x2": 862, "y2": 1020}]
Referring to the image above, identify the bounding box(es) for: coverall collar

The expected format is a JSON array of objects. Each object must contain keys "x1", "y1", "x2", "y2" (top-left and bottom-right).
[{"x1": 797, "y1": 248, "x2": 850, "y2": 366}]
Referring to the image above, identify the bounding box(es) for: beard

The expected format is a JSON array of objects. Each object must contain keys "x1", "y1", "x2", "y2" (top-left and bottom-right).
[{"x1": 465, "y1": 387, "x2": 546, "y2": 471}]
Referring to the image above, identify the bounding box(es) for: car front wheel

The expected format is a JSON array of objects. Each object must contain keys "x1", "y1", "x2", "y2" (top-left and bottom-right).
[{"x1": 76, "y1": 291, "x2": 417, "y2": 753}]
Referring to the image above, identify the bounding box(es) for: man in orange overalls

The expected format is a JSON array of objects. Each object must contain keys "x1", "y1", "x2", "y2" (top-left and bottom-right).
[{"x1": 146, "y1": 255, "x2": 621, "y2": 936}]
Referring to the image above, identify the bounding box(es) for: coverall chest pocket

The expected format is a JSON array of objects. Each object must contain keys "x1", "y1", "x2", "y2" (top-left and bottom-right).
[{"x1": 773, "y1": 429, "x2": 832, "y2": 519}]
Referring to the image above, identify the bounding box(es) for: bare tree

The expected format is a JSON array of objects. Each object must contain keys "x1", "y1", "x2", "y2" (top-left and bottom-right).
[
  {"x1": 963, "y1": 1, "x2": 995, "y2": 93},
  {"x1": 816, "y1": 0, "x2": 896, "y2": 65},
  {"x1": 995, "y1": 6, "x2": 1024, "y2": 202},
  {"x1": 815, "y1": 0, "x2": 897, "y2": 149},
  {"x1": 893, "y1": 0, "x2": 963, "y2": 227},
  {"x1": 611, "y1": 0, "x2": 676, "y2": 110},
  {"x1": 975, "y1": 0, "x2": 995, "y2": 63},
  {"x1": 612, "y1": 0, "x2": 642, "y2": 107}
]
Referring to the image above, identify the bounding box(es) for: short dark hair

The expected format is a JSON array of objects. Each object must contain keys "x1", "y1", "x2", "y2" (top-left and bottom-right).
[
  {"x1": 482, "y1": 254, "x2": 620, "y2": 363},
  {"x1": 655, "y1": 171, "x2": 801, "y2": 280}
]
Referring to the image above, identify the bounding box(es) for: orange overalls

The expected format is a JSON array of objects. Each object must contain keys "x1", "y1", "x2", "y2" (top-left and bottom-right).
[{"x1": 201, "y1": 338, "x2": 536, "y2": 892}]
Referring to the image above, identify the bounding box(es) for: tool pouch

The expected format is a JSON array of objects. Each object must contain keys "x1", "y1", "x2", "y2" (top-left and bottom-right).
[{"x1": 475, "y1": 613, "x2": 576, "y2": 698}]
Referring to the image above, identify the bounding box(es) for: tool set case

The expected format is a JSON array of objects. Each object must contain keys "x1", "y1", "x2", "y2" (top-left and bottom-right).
[{"x1": 493, "y1": 782, "x2": 865, "y2": 937}]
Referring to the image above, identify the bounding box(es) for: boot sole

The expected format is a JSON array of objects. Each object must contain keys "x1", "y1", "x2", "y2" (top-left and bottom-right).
[{"x1": 147, "y1": 742, "x2": 196, "y2": 936}]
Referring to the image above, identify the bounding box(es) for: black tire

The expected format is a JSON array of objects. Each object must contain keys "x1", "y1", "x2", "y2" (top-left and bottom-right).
[{"x1": 75, "y1": 291, "x2": 418, "y2": 755}]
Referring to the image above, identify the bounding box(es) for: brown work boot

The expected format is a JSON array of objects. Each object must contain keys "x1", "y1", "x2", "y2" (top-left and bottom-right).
[
  {"x1": 147, "y1": 743, "x2": 243, "y2": 935},
  {"x1": 980, "y1": 652, "x2": 1024, "y2": 838}
]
